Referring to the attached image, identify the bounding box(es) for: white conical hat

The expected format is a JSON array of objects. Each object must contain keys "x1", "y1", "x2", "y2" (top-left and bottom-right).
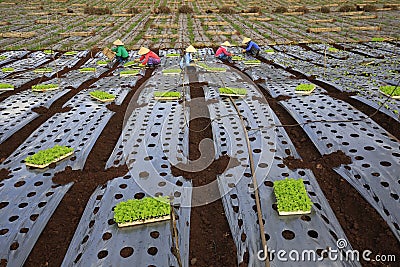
[
  {"x1": 242, "y1": 37, "x2": 251, "y2": 44},
  {"x1": 221, "y1": 41, "x2": 232, "y2": 47},
  {"x1": 113, "y1": 39, "x2": 124, "y2": 46},
  {"x1": 138, "y1": 47, "x2": 150, "y2": 55},
  {"x1": 186, "y1": 45, "x2": 197, "y2": 53}
]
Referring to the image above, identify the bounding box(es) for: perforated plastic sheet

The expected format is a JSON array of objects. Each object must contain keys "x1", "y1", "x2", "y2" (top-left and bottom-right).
[
  {"x1": 244, "y1": 64, "x2": 326, "y2": 98},
  {"x1": 62, "y1": 174, "x2": 192, "y2": 267},
  {"x1": 106, "y1": 71, "x2": 190, "y2": 169},
  {"x1": 280, "y1": 95, "x2": 400, "y2": 241},
  {"x1": 160, "y1": 49, "x2": 182, "y2": 68},
  {"x1": 0, "y1": 90, "x2": 114, "y2": 266},
  {"x1": 3, "y1": 51, "x2": 51, "y2": 70},
  {"x1": 204, "y1": 67, "x2": 358, "y2": 266},
  {"x1": 0, "y1": 88, "x2": 70, "y2": 143}
]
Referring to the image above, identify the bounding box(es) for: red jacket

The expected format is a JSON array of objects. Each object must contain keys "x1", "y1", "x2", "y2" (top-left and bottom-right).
[
  {"x1": 140, "y1": 51, "x2": 160, "y2": 65},
  {"x1": 215, "y1": 46, "x2": 231, "y2": 57}
]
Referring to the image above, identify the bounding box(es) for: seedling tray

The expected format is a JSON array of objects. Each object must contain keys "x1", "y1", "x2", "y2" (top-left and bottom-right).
[
  {"x1": 90, "y1": 95, "x2": 115, "y2": 102},
  {"x1": 0, "y1": 87, "x2": 14, "y2": 91},
  {"x1": 25, "y1": 151, "x2": 74, "y2": 168},
  {"x1": 379, "y1": 91, "x2": 400, "y2": 100},
  {"x1": 117, "y1": 214, "x2": 171, "y2": 228},
  {"x1": 120, "y1": 70, "x2": 140, "y2": 77},
  {"x1": 243, "y1": 60, "x2": 261, "y2": 65},
  {"x1": 0, "y1": 85, "x2": 14, "y2": 91}
]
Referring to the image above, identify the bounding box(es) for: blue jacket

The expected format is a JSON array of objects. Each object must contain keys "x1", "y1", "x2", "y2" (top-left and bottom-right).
[
  {"x1": 245, "y1": 41, "x2": 260, "y2": 52},
  {"x1": 180, "y1": 53, "x2": 193, "y2": 68}
]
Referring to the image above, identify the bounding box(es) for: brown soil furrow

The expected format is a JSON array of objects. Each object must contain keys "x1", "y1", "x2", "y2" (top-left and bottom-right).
[{"x1": 173, "y1": 68, "x2": 238, "y2": 266}]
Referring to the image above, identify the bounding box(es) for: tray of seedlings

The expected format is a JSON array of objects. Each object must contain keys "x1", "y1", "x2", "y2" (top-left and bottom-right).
[
  {"x1": 89, "y1": 90, "x2": 116, "y2": 102},
  {"x1": 114, "y1": 196, "x2": 171, "y2": 227},
  {"x1": 24, "y1": 145, "x2": 74, "y2": 168}
]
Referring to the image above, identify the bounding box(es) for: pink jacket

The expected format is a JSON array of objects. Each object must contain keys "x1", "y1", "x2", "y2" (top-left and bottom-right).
[{"x1": 215, "y1": 46, "x2": 231, "y2": 57}]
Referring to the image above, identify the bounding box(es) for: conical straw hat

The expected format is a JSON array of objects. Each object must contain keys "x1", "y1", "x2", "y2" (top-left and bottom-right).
[
  {"x1": 242, "y1": 37, "x2": 251, "y2": 44},
  {"x1": 221, "y1": 41, "x2": 232, "y2": 47},
  {"x1": 186, "y1": 45, "x2": 197, "y2": 53},
  {"x1": 138, "y1": 47, "x2": 150, "y2": 55},
  {"x1": 113, "y1": 39, "x2": 124, "y2": 46}
]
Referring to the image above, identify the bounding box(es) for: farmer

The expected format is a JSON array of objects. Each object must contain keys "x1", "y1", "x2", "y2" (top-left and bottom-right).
[
  {"x1": 111, "y1": 39, "x2": 129, "y2": 64},
  {"x1": 138, "y1": 47, "x2": 161, "y2": 67},
  {"x1": 180, "y1": 45, "x2": 197, "y2": 69},
  {"x1": 215, "y1": 41, "x2": 233, "y2": 63},
  {"x1": 242, "y1": 37, "x2": 260, "y2": 57}
]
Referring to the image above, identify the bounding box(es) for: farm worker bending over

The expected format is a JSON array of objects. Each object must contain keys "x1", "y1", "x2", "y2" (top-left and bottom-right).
[
  {"x1": 111, "y1": 39, "x2": 129, "y2": 64},
  {"x1": 180, "y1": 45, "x2": 197, "y2": 69},
  {"x1": 138, "y1": 47, "x2": 161, "y2": 67},
  {"x1": 215, "y1": 41, "x2": 234, "y2": 63},
  {"x1": 242, "y1": 37, "x2": 260, "y2": 57}
]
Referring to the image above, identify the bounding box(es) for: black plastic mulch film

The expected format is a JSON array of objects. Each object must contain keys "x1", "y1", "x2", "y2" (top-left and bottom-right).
[
  {"x1": 0, "y1": 87, "x2": 115, "y2": 266},
  {"x1": 280, "y1": 94, "x2": 400, "y2": 241},
  {"x1": 0, "y1": 89, "x2": 69, "y2": 144},
  {"x1": 254, "y1": 49, "x2": 399, "y2": 241},
  {"x1": 202, "y1": 64, "x2": 358, "y2": 266}
]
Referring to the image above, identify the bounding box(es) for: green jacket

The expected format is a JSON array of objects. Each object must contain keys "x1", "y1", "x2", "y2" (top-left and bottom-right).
[{"x1": 112, "y1": 45, "x2": 129, "y2": 58}]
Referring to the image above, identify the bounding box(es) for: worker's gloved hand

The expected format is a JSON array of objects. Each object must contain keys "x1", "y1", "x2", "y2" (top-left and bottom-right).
[{"x1": 242, "y1": 49, "x2": 246, "y2": 53}]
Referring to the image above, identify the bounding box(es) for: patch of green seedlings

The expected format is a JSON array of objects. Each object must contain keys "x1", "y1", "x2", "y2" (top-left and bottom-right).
[
  {"x1": 43, "y1": 49, "x2": 54, "y2": 55},
  {"x1": 79, "y1": 67, "x2": 96, "y2": 72},
  {"x1": 96, "y1": 60, "x2": 110, "y2": 66},
  {"x1": 379, "y1": 85, "x2": 400, "y2": 96},
  {"x1": 274, "y1": 178, "x2": 313, "y2": 214},
  {"x1": 328, "y1": 47, "x2": 339, "y2": 52},
  {"x1": 295, "y1": 84, "x2": 316, "y2": 91},
  {"x1": 232, "y1": 55, "x2": 244, "y2": 61},
  {"x1": 90, "y1": 90, "x2": 115, "y2": 100},
  {"x1": 162, "y1": 68, "x2": 182, "y2": 74},
  {"x1": 0, "y1": 56, "x2": 8, "y2": 60},
  {"x1": 265, "y1": 49, "x2": 275, "y2": 54},
  {"x1": 219, "y1": 87, "x2": 247, "y2": 96},
  {"x1": 32, "y1": 84, "x2": 59, "y2": 91},
  {"x1": 120, "y1": 69, "x2": 140, "y2": 76},
  {"x1": 1, "y1": 67, "x2": 14, "y2": 72},
  {"x1": 371, "y1": 37, "x2": 385, "y2": 42},
  {"x1": 0, "y1": 83, "x2": 14, "y2": 90},
  {"x1": 64, "y1": 51, "x2": 78, "y2": 56},
  {"x1": 113, "y1": 196, "x2": 170, "y2": 224},
  {"x1": 154, "y1": 91, "x2": 181, "y2": 98},
  {"x1": 25, "y1": 145, "x2": 74, "y2": 166},
  {"x1": 34, "y1": 67, "x2": 53, "y2": 73}
]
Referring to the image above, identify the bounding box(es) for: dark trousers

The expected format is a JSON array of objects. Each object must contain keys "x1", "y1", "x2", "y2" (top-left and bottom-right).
[{"x1": 247, "y1": 47, "x2": 260, "y2": 57}]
